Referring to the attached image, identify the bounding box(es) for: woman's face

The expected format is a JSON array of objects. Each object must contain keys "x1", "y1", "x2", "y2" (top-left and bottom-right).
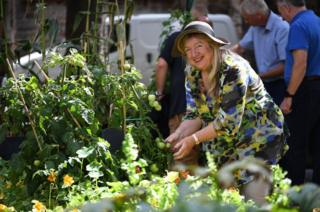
[{"x1": 183, "y1": 36, "x2": 213, "y2": 72}]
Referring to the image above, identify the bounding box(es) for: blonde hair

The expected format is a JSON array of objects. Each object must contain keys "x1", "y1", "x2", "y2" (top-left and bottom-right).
[
  {"x1": 207, "y1": 43, "x2": 222, "y2": 98},
  {"x1": 180, "y1": 33, "x2": 222, "y2": 98}
]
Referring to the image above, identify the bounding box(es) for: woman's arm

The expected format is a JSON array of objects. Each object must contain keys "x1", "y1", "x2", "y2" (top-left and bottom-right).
[
  {"x1": 173, "y1": 122, "x2": 217, "y2": 160},
  {"x1": 175, "y1": 118, "x2": 202, "y2": 138},
  {"x1": 165, "y1": 118, "x2": 202, "y2": 151}
]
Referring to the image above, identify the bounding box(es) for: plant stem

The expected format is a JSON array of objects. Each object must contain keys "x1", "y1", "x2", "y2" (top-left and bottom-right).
[
  {"x1": 62, "y1": 64, "x2": 67, "y2": 85},
  {"x1": 34, "y1": 60, "x2": 49, "y2": 82},
  {"x1": 0, "y1": 0, "x2": 3, "y2": 19},
  {"x1": 121, "y1": 88, "x2": 126, "y2": 133},
  {"x1": 118, "y1": 0, "x2": 128, "y2": 133},
  {"x1": 49, "y1": 183, "x2": 52, "y2": 209},
  {"x1": 84, "y1": 0, "x2": 91, "y2": 55},
  {"x1": 92, "y1": 0, "x2": 99, "y2": 58},
  {"x1": 39, "y1": 0, "x2": 46, "y2": 67},
  {"x1": 80, "y1": 158, "x2": 84, "y2": 178},
  {"x1": 130, "y1": 85, "x2": 144, "y2": 120},
  {"x1": 66, "y1": 109, "x2": 82, "y2": 128},
  {"x1": 6, "y1": 59, "x2": 43, "y2": 151}
]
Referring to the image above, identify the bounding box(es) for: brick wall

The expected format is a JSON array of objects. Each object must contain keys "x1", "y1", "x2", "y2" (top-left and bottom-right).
[
  {"x1": 7, "y1": 0, "x2": 320, "y2": 46},
  {"x1": 7, "y1": 0, "x2": 240, "y2": 46},
  {"x1": 7, "y1": 0, "x2": 66, "y2": 46}
]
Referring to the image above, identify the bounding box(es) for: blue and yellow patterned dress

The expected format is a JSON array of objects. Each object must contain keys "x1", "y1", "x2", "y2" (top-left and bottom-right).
[{"x1": 184, "y1": 51, "x2": 287, "y2": 168}]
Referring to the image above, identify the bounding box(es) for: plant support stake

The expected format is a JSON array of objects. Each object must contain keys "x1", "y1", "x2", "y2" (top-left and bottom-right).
[{"x1": 6, "y1": 59, "x2": 43, "y2": 151}]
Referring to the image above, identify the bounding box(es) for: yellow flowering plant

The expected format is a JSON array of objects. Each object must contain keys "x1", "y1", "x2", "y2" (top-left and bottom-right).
[
  {"x1": 32, "y1": 200, "x2": 46, "y2": 212},
  {"x1": 63, "y1": 174, "x2": 74, "y2": 188},
  {"x1": 47, "y1": 169, "x2": 57, "y2": 183}
]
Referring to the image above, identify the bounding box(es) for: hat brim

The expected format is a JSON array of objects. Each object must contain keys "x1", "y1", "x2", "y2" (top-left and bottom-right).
[{"x1": 172, "y1": 28, "x2": 230, "y2": 57}]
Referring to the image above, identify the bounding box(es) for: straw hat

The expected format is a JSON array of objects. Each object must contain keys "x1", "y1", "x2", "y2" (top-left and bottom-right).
[{"x1": 172, "y1": 21, "x2": 230, "y2": 56}]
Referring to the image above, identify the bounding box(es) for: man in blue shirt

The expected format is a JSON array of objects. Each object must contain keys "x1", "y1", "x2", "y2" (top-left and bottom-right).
[
  {"x1": 231, "y1": 0, "x2": 289, "y2": 105},
  {"x1": 277, "y1": 0, "x2": 320, "y2": 185}
]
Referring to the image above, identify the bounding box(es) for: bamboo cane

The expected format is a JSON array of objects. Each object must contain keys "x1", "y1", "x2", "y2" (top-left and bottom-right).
[{"x1": 6, "y1": 59, "x2": 43, "y2": 151}]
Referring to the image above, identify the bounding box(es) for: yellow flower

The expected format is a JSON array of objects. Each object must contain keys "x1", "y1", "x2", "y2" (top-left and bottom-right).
[
  {"x1": 72, "y1": 209, "x2": 79, "y2": 212},
  {"x1": 0, "y1": 204, "x2": 8, "y2": 211},
  {"x1": 0, "y1": 205, "x2": 15, "y2": 212},
  {"x1": 63, "y1": 174, "x2": 74, "y2": 187},
  {"x1": 47, "y1": 170, "x2": 57, "y2": 183},
  {"x1": 32, "y1": 200, "x2": 46, "y2": 212}
]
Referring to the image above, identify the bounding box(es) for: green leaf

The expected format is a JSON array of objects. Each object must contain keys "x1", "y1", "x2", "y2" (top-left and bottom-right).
[
  {"x1": 88, "y1": 170, "x2": 103, "y2": 179},
  {"x1": 128, "y1": 100, "x2": 138, "y2": 111},
  {"x1": 86, "y1": 162, "x2": 103, "y2": 179},
  {"x1": 76, "y1": 146, "x2": 94, "y2": 159}
]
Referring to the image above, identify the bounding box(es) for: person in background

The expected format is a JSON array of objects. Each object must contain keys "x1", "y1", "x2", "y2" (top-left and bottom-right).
[
  {"x1": 231, "y1": 0, "x2": 289, "y2": 105},
  {"x1": 166, "y1": 21, "x2": 287, "y2": 205},
  {"x1": 276, "y1": 0, "x2": 320, "y2": 185},
  {"x1": 155, "y1": 4, "x2": 210, "y2": 135},
  {"x1": 190, "y1": 3, "x2": 212, "y2": 26}
]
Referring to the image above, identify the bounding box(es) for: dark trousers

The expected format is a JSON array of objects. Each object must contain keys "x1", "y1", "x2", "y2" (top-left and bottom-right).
[
  {"x1": 263, "y1": 79, "x2": 286, "y2": 106},
  {"x1": 280, "y1": 79, "x2": 320, "y2": 185}
]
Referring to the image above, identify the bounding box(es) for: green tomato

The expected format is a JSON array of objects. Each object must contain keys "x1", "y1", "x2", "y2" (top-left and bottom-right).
[
  {"x1": 33, "y1": 160, "x2": 41, "y2": 167},
  {"x1": 153, "y1": 101, "x2": 160, "y2": 108},
  {"x1": 123, "y1": 63, "x2": 131, "y2": 70},
  {"x1": 150, "y1": 164, "x2": 159, "y2": 173},
  {"x1": 148, "y1": 94, "x2": 156, "y2": 102},
  {"x1": 153, "y1": 101, "x2": 162, "y2": 111},
  {"x1": 166, "y1": 143, "x2": 171, "y2": 149},
  {"x1": 157, "y1": 141, "x2": 165, "y2": 149},
  {"x1": 155, "y1": 137, "x2": 162, "y2": 143},
  {"x1": 149, "y1": 101, "x2": 154, "y2": 107},
  {"x1": 155, "y1": 104, "x2": 162, "y2": 111}
]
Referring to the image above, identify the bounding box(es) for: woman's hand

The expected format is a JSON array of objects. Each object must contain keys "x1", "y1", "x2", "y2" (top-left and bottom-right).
[
  {"x1": 173, "y1": 136, "x2": 196, "y2": 160},
  {"x1": 165, "y1": 131, "x2": 182, "y2": 152}
]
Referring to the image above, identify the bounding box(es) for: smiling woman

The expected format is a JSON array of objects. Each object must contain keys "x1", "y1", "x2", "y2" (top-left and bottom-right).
[{"x1": 166, "y1": 21, "x2": 288, "y2": 206}]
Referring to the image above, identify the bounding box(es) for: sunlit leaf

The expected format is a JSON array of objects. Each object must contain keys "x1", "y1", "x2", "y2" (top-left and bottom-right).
[{"x1": 77, "y1": 146, "x2": 94, "y2": 158}]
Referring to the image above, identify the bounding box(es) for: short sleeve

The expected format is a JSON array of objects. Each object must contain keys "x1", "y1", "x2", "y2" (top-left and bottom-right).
[
  {"x1": 287, "y1": 25, "x2": 308, "y2": 51},
  {"x1": 239, "y1": 27, "x2": 254, "y2": 50},
  {"x1": 213, "y1": 66, "x2": 248, "y2": 137},
  {"x1": 276, "y1": 24, "x2": 289, "y2": 61},
  {"x1": 159, "y1": 32, "x2": 179, "y2": 64}
]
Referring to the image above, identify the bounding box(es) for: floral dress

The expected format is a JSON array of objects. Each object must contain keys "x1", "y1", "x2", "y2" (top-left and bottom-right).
[{"x1": 184, "y1": 52, "x2": 287, "y2": 168}]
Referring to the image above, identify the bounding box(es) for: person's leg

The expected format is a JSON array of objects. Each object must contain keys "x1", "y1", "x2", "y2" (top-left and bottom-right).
[
  {"x1": 307, "y1": 81, "x2": 320, "y2": 185},
  {"x1": 311, "y1": 129, "x2": 320, "y2": 185},
  {"x1": 280, "y1": 83, "x2": 309, "y2": 185}
]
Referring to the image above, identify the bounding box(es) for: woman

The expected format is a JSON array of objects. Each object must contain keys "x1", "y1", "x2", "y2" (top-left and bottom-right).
[{"x1": 166, "y1": 21, "x2": 287, "y2": 205}]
